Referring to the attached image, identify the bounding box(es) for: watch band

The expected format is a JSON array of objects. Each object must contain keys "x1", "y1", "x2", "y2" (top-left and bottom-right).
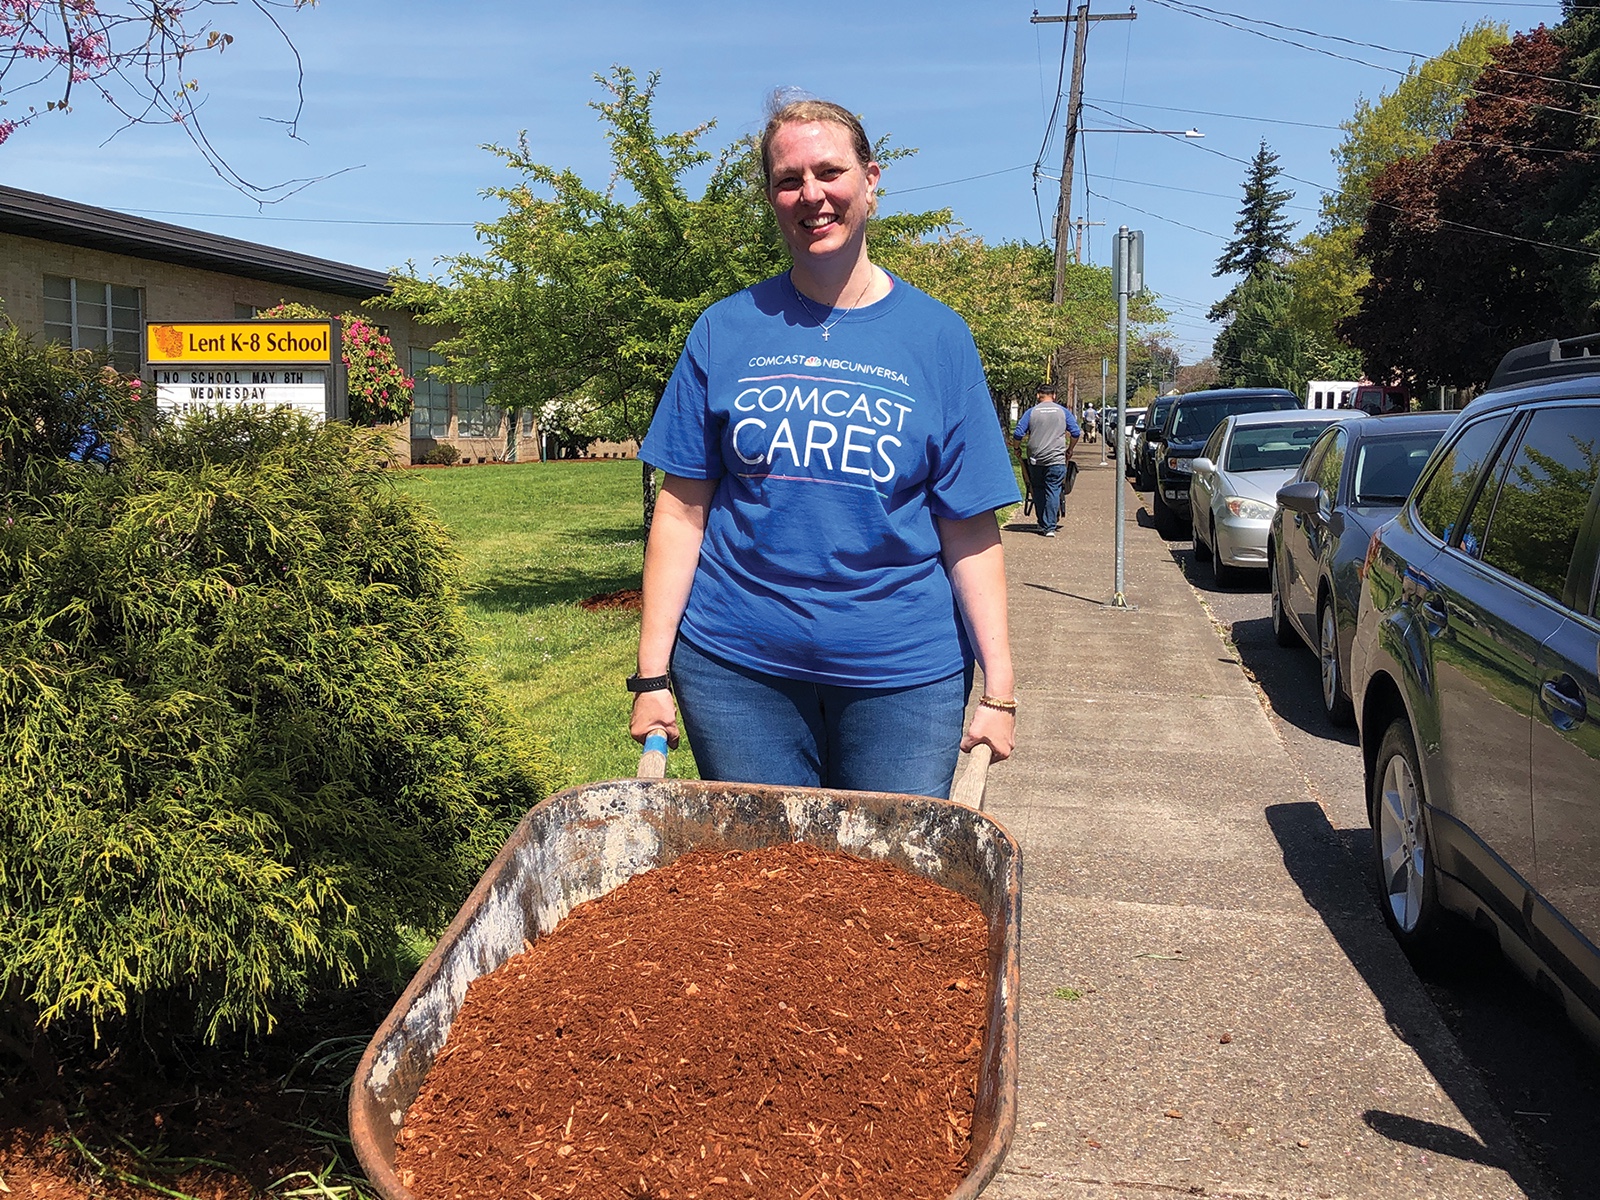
[{"x1": 626, "y1": 673, "x2": 672, "y2": 694}]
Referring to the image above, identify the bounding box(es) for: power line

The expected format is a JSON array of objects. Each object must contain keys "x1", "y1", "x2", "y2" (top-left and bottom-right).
[
  {"x1": 1095, "y1": 106, "x2": 1600, "y2": 259},
  {"x1": 1154, "y1": 0, "x2": 1600, "y2": 94},
  {"x1": 1085, "y1": 95, "x2": 1340, "y2": 130},
  {"x1": 1145, "y1": 0, "x2": 1600, "y2": 122},
  {"x1": 883, "y1": 164, "x2": 1032, "y2": 196},
  {"x1": 121, "y1": 208, "x2": 475, "y2": 227}
]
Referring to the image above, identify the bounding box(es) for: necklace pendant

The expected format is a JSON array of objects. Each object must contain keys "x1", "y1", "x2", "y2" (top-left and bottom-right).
[{"x1": 821, "y1": 329, "x2": 830, "y2": 341}]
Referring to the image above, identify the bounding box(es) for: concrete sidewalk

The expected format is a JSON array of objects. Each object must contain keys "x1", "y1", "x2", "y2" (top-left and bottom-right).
[{"x1": 975, "y1": 456, "x2": 1541, "y2": 1200}]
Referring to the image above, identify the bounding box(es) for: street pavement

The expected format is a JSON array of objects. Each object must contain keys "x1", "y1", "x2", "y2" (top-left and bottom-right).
[{"x1": 969, "y1": 452, "x2": 1544, "y2": 1200}]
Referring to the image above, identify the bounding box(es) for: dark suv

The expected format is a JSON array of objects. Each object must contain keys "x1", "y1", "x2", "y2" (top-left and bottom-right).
[
  {"x1": 1350, "y1": 334, "x2": 1600, "y2": 1037},
  {"x1": 1149, "y1": 388, "x2": 1300, "y2": 536},
  {"x1": 1129, "y1": 394, "x2": 1176, "y2": 492}
]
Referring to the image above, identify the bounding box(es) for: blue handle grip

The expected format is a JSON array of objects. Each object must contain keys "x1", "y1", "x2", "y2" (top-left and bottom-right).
[{"x1": 643, "y1": 732, "x2": 669, "y2": 756}]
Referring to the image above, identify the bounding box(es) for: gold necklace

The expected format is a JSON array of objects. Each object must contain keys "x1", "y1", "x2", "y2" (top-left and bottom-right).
[{"x1": 790, "y1": 270, "x2": 875, "y2": 341}]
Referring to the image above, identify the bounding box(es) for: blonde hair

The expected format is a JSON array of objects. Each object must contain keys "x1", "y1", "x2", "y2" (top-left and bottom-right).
[{"x1": 758, "y1": 93, "x2": 874, "y2": 188}]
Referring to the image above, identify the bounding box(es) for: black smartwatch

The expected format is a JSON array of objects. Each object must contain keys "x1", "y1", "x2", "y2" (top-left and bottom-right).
[{"x1": 626, "y1": 673, "x2": 672, "y2": 694}]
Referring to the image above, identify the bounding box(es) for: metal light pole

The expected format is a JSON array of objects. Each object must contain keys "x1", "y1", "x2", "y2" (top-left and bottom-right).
[{"x1": 1111, "y1": 226, "x2": 1144, "y2": 609}]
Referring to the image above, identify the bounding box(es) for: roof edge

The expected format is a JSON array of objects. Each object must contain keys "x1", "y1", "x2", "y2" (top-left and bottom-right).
[{"x1": 0, "y1": 184, "x2": 393, "y2": 301}]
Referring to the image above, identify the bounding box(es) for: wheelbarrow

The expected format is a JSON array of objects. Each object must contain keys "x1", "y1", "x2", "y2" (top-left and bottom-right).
[{"x1": 349, "y1": 742, "x2": 1019, "y2": 1199}]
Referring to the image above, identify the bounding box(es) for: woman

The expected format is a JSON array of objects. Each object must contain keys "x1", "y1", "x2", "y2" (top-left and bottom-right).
[{"x1": 627, "y1": 96, "x2": 1019, "y2": 799}]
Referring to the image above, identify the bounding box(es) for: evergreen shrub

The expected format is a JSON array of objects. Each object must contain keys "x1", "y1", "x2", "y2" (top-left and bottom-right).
[{"x1": 1, "y1": 400, "x2": 563, "y2": 1039}]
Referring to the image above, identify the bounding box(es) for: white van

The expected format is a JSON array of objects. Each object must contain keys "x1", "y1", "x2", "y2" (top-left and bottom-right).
[{"x1": 1306, "y1": 379, "x2": 1359, "y2": 410}]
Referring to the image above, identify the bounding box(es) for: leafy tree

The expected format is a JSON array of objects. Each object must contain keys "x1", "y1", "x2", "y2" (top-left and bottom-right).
[
  {"x1": 254, "y1": 302, "x2": 415, "y2": 426},
  {"x1": 1208, "y1": 140, "x2": 1296, "y2": 321},
  {"x1": 1325, "y1": 20, "x2": 1509, "y2": 232},
  {"x1": 1175, "y1": 357, "x2": 1221, "y2": 393},
  {"x1": 1213, "y1": 271, "x2": 1309, "y2": 391},
  {"x1": 1, "y1": 401, "x2": 560, "y2": 1040},
  {"x1": 0, "y1": 0, "x2": 325, "y2": 200},
  {"x1": 1290, "y1": 21, "x2": 1507, "y2": 345},
  {"x1": 1535, "y1": 7, "x2": 1600, "y2": 327},
  {"x1": 1342, "y1": 27, "x2": 1579, "y2": 389}
]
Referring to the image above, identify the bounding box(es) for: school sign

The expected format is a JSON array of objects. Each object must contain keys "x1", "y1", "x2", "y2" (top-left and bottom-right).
[{"x1": 145, "y1": 320, "x2": 345, "y2": 421}]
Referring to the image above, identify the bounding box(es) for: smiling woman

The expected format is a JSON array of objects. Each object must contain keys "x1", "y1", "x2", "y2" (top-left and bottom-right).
[{"x1": 628, "y1": 93, "x2": 1023, "y2": 801}]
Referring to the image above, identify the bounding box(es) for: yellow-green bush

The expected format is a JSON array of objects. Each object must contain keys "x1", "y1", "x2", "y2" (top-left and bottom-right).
[{"x1": 1, "y1": 401, "x2": 561, "y2": 1039}]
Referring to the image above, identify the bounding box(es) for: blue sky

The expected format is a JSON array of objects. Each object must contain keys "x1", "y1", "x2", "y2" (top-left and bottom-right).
[{"x1": 2, "y1": 0, "x2": 1568, "y2": 361}]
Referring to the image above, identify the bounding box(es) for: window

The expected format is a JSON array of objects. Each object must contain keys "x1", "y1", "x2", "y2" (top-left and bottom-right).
[
  {"x1": 409, "y1": 347, "x2": 496, "y2": 440},
  {"x1": 44, "y1": 275, "x2": 141, "y2": 372},
  {"x1": 235, "y1": 303, "x2": 262, "y2": 319},
  {"x1": 1414, "y1": 415, "x2": 1511, "y2": 543},
  {"x1": 409, "y1": 348, "x2": 452, "y2": 439},
  {"x1": 1226, "y1": 422, "x2": 1331, "y2": 473},
  {"x1": 1352, "y1": 432, "x2": 1448, "y2": 505},
  {"x1": 456, "y1": 380, "x2": 500, "y2": 439},
  {"x1": 1311, "y1": 427, "x2": 1347, "y2": 513},
  {"x1": 1476, "y1": 406, "x2": 1600, "y2": 604},
  {"x1": 1200, "y1": 423, "x2": 1226, "y2": 466}
]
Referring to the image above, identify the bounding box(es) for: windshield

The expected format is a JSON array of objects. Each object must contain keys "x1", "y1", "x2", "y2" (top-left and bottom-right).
[
  {"x1": 1224, "y1": 422, "x2": 1331, "y2": 472},
  {"x1": 1170, "y1": 397, "x2": 1298, "y2": 442},
  {"x1": 1352, "y1": 432, "x2": 1448, "y2": 504},
  {"x1": 1148, "y1": 399, "x2": 1174, "y2": 431}
]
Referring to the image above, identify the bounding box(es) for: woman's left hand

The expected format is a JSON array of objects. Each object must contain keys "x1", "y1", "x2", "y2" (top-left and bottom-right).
[{"x1": 961, "y1": 704, "x2": 1014, "y2": 761}]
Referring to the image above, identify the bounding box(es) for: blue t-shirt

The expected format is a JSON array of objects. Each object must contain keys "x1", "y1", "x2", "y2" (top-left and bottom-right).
[{"x1": 639, "y1": 272, "x2": 1021, "y2": 687}]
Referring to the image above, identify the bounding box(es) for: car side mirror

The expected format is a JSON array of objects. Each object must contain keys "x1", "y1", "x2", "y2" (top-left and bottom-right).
[
  {"x1": 1191, "y1": 457, "x2": 1215, "y2": 474},
  {"x1": 1277, "y1": 479, "x2": 1321, "y2": 515}
]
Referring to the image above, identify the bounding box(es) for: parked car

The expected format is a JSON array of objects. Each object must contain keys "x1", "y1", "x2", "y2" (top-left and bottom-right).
[
  {"x1": 1269, "y1": 411, "x2": 1457, "y2": 725},
  {"x1": 1148, "y1": 388, "x2": 1301, "y2": 537},
  {"x1": 1349, "y1": 334, "x2": 1600, "y2": 1039},
  {"x1": 1130, "y1": 395, "x2": 1177, "y2": 491},
  {"x1": 1189, "y1": 409, "x2": 1346, "y2": 586},
  {"x1": 1350, "y1": 383, "x2": 1409, "y2": 415},
  {"x1": 1110, "y1": 404, "x2": 1145, "y2": 465}
]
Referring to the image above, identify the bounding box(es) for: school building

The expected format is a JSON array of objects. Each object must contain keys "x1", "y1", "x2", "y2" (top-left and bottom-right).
[{"x1": 0, "y1": 183, "x2": 549, "y2": 465}]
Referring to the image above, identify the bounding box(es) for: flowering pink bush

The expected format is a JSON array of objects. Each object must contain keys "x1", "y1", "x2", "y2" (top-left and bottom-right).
[
  {"x1": 257, "y1": 303, "x2": 414, "y2": 427},
  {"x1": 341, "y1": 316, "x2": 414, "y2": 425}
]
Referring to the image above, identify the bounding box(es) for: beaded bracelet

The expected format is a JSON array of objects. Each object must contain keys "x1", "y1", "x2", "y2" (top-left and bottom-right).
[{"x1": 979, "y1": 695, "x2": 1018, "y2": 712}]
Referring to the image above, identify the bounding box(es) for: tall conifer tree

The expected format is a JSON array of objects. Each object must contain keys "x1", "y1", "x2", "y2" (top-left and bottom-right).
[{"x1": 1214, "y1": 141, "x2": 1296, "y2": 282}]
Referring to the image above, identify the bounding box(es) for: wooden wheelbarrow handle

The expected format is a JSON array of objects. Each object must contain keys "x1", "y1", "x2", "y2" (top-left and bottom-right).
[
  {"x1": 637, "y1": 729, "x2": 670, "y2": 780},
  {"x1": 950, "y1": 742, "x2": 993, "y2": 811},
  {"x1": 639, "y1": 731, "x2": 994, "y2": 811}
]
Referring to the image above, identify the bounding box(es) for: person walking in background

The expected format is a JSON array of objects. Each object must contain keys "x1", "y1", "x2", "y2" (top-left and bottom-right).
[
  {"x1": 628, "y1": 94, "x2": 1020, "y2": 800},
  {"x1": 1012, "y1": 382, "x2": 1080, "y2": 538}
]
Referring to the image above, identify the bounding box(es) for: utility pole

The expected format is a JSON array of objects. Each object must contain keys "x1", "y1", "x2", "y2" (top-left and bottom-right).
[
  {"x1": 1073, "y1": 216, "x2": 1105, "y2": 264},
  {"x1": 1030, "y1": 4, "x2": 1136, "y2": 305}
]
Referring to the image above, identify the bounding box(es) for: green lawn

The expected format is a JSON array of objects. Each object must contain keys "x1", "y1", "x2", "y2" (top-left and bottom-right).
[{"x1": 396, "y1": 461, "x2": 690, "y2": 786}]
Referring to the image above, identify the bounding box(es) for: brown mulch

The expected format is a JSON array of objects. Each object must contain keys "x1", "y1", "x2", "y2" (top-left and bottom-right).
[
  {"x1": 579, "y1": 588, "x2": 642, "y2": 613},
  {"x1": 396, "y1": 843, "x2": 990, "y2": 1200}
]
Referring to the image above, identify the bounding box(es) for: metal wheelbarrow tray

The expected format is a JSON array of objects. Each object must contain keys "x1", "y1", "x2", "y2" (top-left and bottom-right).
[{"x1": 350, "y1": 776, "x2": 1022, "y2": 1199}]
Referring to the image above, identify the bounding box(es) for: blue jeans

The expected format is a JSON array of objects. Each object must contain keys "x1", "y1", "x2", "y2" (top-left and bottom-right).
[
  {"x1": 670, "y1": 637, "x2": 973, "y2": 799},
  {"x1": 1029, "y1": 461, "x2": 1067, "y2": 532}
]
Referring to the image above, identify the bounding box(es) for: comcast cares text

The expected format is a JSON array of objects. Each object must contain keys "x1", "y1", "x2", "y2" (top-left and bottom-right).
[{"x1": 732, "y1": 356, "x2": 918, "y2": 487}]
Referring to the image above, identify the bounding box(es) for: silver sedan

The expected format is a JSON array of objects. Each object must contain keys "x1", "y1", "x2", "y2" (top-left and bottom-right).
[{"x1": 1189, "y1": 410, "x2": 1347, "y2": 585}]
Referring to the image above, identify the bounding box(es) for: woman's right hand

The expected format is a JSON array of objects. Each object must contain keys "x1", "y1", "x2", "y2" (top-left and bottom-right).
[{"x1": 630, "y1": 689, "x2": 680, "y2": 748}]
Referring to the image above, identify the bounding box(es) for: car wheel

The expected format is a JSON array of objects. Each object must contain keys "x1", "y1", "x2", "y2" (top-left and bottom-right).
[
  {"x1": 1370, "y1": 716, "x2": 1453, "y2": 956},
  {"x1": 1152, "y1": 486, "x2": 1179, "y2": 538},
  {"x1": 1210, "y1": 521, "x2": 1233, "y2": 586},
  {"x1": 1193, "y1": 516, "x2": 1212, "y2": 562},
  {"x1": 1269, "y1": 554, "x2": 1298, "y2": 647},
  {"x1": 1319, "y1": 597, "x2": 1354, "y2": 726}
]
